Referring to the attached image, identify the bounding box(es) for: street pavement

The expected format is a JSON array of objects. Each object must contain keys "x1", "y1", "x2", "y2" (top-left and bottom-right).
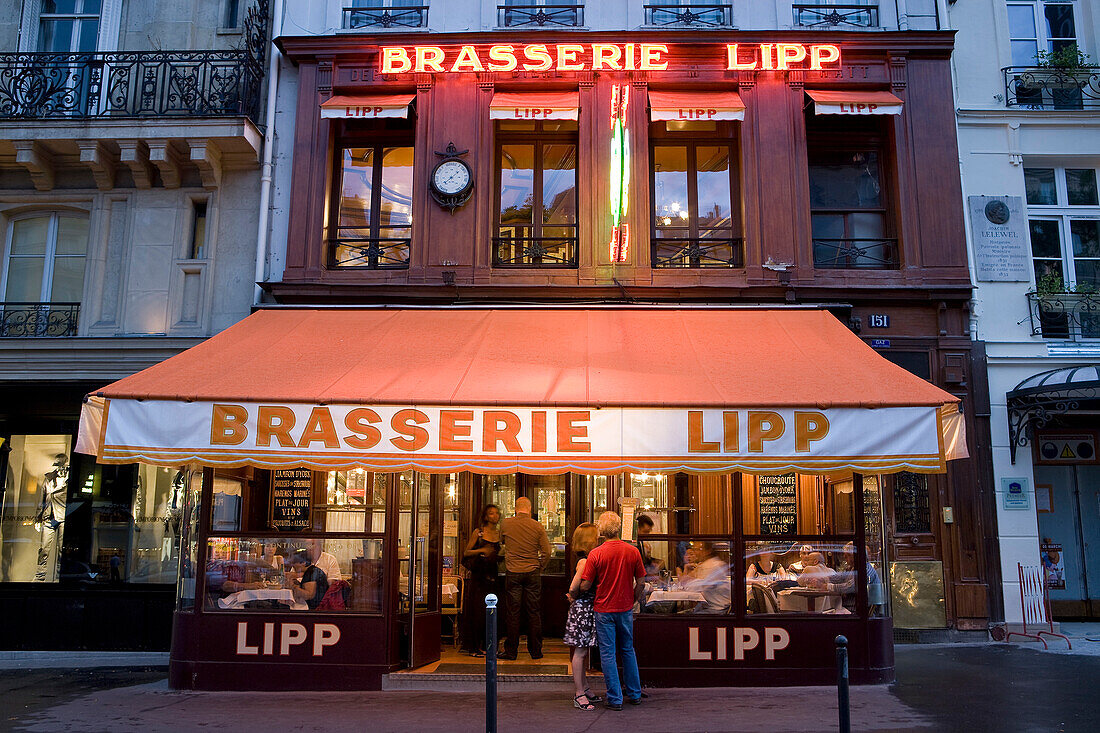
[{"x1": 2, "y1": 641, "x2": 1098, "y2": 732}]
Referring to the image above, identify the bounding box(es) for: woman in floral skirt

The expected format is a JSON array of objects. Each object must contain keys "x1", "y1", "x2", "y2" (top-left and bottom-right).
[{"x1": 563, "y1": 522, "x2": 601, "y2": 710}]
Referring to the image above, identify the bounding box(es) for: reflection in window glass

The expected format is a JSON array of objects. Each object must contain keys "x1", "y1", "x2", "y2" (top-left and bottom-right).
[
  {"x1": 4, "y1": 215, "x2": 88, "y2": 303},
  {"x1": 652, "y1": 145, "x2": 689, "y2": 237},
  {"x1": 1029, "y1": 219, "x2": 1065, "y2": 286},
  {"x1": 1066, "y1": 169, "x2": 1099, "y2": 206},
  {"x1": 499, "y1": 144, "x2": 535, "y2": 229},
  {"x1": 639, "y1": 540, "x2": 731, "y2": 615},
  {"x1": 1024, "y1": 168, "x2": 1057, "y2": 205},
  {"x1": 211, "y1": 473, "x2": 244, "y2": 532},
  {"x1": 530, "y1": 475, "x2": 567, "y2": 574},
  {"x1": 1072, "y1": 220, "x2": 1100, "y2": 287},
  {"x1": 204, "y1": 537, "x2": 382, "y2": 612},
  {"x1": 178, "y1": 469, "x2": 201, "y2": 611},
  {"x1": 0, "y1": 435, "x2": 71, "y2": 582}
]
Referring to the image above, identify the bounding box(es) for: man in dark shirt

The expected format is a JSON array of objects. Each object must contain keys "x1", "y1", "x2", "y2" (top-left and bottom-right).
[
  {"x1": 289, "y1": 549, "x2": 329, "y2": 610},
  {"x1": 580, "y1": 511, "x2": 645, "y2": 710},
  {"x1": 499, "y1": 497, "x2": 552, "y2": 659}
]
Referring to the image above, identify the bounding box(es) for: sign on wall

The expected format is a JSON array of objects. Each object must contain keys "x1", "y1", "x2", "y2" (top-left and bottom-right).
[
  {"x1": 1001, "y1": 477, "x2": 1031, "y2": 510},
  {"x1": 758, "y1": 473, "x2": 798, "y2": 535},
  {"x1": 1041, "y1": 542, "x2": 1066, "y2": 590},
  {"x1": 968, "y1": 196, "x2": 1030, "y2": 282},
  {"x1": 270, "y1": 468, "x2": 313, "y2": 531},
  {"x1": 1034, "y1": 431, "x2": 1099, "y2": 465}
]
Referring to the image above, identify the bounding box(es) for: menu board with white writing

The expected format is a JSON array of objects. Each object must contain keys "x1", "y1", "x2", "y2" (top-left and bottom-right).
[
  {"x1": 271, "y1": 468, "x2": 313, "y2": 531},
  {"x1": 758, "y1": 473, "x2": 798, "y2": 535}
]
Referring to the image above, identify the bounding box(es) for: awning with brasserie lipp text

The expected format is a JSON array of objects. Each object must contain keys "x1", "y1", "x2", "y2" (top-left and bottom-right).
[
  {"x1": 648, "y1": 90, "x2": 746, "y2": 122},
  {"x1": 320, "y1": 93, "x2": 415, "y2": 119},
  {"x1": 806, "y1": 90, "x2": 904, "y2": 116},
  {"x1": 76, "y1": 308, "x2": 966, "y2": 476}
]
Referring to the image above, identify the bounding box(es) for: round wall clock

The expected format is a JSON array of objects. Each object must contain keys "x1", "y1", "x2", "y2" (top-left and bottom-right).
[{"x1": 430, "y1": 142, "x2": 474, "y2": 212}]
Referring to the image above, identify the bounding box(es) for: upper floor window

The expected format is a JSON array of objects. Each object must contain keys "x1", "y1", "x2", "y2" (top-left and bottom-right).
[
  {"x1": 1, "y1": 212, "x2": 88, "y2": 337},
  {"x1": 494, "y1": 121, "x2": 578, "y2": 268},
  {"x1": 793, "y1": 1, "x2": 880, "y2": 30},
  {"x1": 38, "y1": 0, "x2": 101, "y2": 52},
  {"x1": 343, "y1": 0, "x2": 429, "y2": 29},
  {"x1": 650, "y1": 121, "x2": 742, "y2": 268},
  {"x1": 1025, "y1": 166, "x2": 1100, "y2": 339},
  {"x1": 644, "y1": 1, "x2": 733, "y2": 28},
  {"x1": 1007, "y1": 0, "x2": 1078, "y2": 66},
  {"x1": 498, "y1": 1, "x2": 584, "y2": 28},
  {"x1": 807, "y1": 115, "x2": 897, "y2": 270}
]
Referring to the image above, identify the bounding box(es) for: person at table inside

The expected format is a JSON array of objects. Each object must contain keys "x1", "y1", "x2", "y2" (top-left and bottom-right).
[
  {"x1": 802, "y1": 542, "x2": 883, "y2": 614},
  {"x1": 287, "y1": 549, "x2": 329, "y2": 610},
  {"x1": 786, "y1": 544, "x2": 815, "y2": 578},
  {"x1": 635, "y1": 514, "x2": 662, "y2": 582},
  {"x1": 794, "y1": 551, "x2": 830, "y2": 588},
  {"x1": 746, "y1": 548, "x2": 789, "y2": 584},
  {"x1": 305, "y1": 539, "x2": 341, "y2": 584},
  {"x1": 678, "y1": 541, "x2": 731, "y2": 614}
]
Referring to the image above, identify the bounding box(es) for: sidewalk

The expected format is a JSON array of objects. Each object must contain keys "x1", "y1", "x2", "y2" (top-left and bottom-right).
[{"x1": 3, "y1": 642, "x2": 1099, "y2": 732}]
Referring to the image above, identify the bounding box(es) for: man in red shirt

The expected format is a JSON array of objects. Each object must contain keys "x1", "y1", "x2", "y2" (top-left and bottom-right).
[{"x1": 580, "y1": 511, "x2": 645, "y2": 710}]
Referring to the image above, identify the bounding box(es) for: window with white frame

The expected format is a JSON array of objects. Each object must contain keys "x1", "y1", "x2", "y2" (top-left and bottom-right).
[
  {"x1": 2, "y1": 212, "x2": 89, "y2": 304},
  {"x1": 37, "y1": 0, "x2": 102, "y2": 53},
  {"x1": 1007, "y1": 0, "x2": 1078, "y2": 66}
]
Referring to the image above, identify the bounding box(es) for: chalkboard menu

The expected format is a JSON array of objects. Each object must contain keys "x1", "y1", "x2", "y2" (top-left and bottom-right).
[
  {"x1": 271, "y1": 468, "x2": 313, "y2": 531},
  {"x1": 758, "y1": 473, "x2": 798, "y2": 535}
]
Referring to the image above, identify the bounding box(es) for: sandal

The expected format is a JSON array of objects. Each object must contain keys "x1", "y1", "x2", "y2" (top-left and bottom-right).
[
  {"x1": 584, "y1": 688, "x2": 604, "y2": 703},
  {"x1": 573, "y1": 694, "x2": 596, "y2": 711}
]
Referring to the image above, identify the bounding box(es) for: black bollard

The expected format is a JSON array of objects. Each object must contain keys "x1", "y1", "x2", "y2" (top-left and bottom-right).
[
  {"x1": 485, "y1": 593, "x2": 498, "y2": 733},
  {"x1": 835, "y1": 635, "x2": 850, "y2": 733}
]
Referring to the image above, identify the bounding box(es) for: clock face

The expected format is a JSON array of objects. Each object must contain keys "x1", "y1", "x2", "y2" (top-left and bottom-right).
[{"x1": 433, "y1": 160, "x2": 471, "y2": 196}]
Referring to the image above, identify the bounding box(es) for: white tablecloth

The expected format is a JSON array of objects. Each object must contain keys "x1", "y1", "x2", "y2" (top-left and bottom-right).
[
  {"x1": 218, "y1": 588, "x2": 307, "y2": 610},
  {"x1": 645, "y1": 589, "x2": 706, "y2": 605}
]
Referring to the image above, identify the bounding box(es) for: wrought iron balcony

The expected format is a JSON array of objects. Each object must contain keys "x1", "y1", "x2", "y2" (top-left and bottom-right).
[
  {"x1": 793, "y1": 4, "x2": 879, "y2": 28},
  {"x1": 0, "y1": 51, "x2": 263, "y2": 122},
  {"x1": 343, "y1": 4, "x2": 428, "y2": 29},
  {"x1": 493, "y1": 234, "x2": 578, "y2": 268},
  {"x1": 812, "y1": 238, "x2": 899, "y2": 270},
  {"x1": 497, "y1": 4, "x2": 583, "y2": 28},
  {"x1": 1027, "y1": 291, "x2": 1100, "y2": 341},
  {"x1": 652, "y1": 237, "x2": 744, "y2": 268},
  {"x1": 0, "y1": 302, "x2": 79, "y2": 337},
  {"x1": 644, "y1": 4, "x2": 733, "y2": 28},
  {"x1": 1003, "y1": 66, "x2": 1100, "y2": 110},
  {"x1": 330, "y1": 235, "x2": 411, "y2": 269}
]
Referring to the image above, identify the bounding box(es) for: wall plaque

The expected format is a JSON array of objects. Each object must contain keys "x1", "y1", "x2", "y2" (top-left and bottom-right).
[
  {"x1": 758, "y1": 473, "x2": 798, "y2": 535},
  {"x1": 271, "y1": 468, "x2": 313, "y2": 531},
  {"x1": 968, "y1": 195, "x2": 1030, "y2": 282}
]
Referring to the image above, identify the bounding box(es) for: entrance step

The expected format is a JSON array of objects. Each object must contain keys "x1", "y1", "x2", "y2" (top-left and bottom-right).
[{"x1": 384, "y1": 671, "x2": 579, "y2": 692}]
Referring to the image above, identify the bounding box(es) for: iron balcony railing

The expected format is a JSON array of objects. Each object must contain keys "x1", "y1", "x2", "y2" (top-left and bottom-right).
[
  {"x1": 1003, "y1": 66, "x2": 1100, "y2": 110},
  {"x1": 0, "y1": 302, "x2": 79, "y2": 337},
  {"x1": 652, "y1": 237, "x2": 744, "y2": 268},
  {"x1": 342, "y1": 4, "x2": 429, "y2": 29},
  {"x1": 0, "y1": 50, "x2": 263, "y2": 122},
  {"x1": 330, "y1": 235, "x2": 411, "y2": 269},
  {"x1": 644, "y1": 4, "x2": 732, "y2": 28},
  {"x1": 493, "y1": 234, "x2": 578, "y2": 268},
  {"x1": 1027, "y1": 291, "x2": 1100, "y2": 341},
  {"x1": 812, "y1": 238, "x2": 899, "y2": 269},
  {"x1": 793, "y1": 4, "x2": 879, "y2": 28},
  {"x1": 497, "y1": 4, "x2": 583, "y2": 28}
]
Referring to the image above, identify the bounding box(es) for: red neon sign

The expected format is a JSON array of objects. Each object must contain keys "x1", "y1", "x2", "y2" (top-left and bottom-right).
[{"x1": 378, "y1": 43, "x2": 841, "y2": 75}]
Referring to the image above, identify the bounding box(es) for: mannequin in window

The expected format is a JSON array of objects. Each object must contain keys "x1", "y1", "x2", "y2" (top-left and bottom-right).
[{"x1": 34, "y1": 453, "x2": 69, "y2": 582}]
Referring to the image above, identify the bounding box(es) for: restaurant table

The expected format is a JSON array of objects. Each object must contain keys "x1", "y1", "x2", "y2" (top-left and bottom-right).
[
  {"x1": 218, "y1": 588, "x2": 308, "y2": 610},
  {"x1": 778, "y1": 586, "x2": 842, "y2": 613},
  {"x1": 644, "y1": 588, "x2": 706, "y2": 614}
]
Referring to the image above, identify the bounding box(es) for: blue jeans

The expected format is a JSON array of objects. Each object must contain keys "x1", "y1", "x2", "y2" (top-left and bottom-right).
[{"x1": 595, "y1": 610, "x2": 641, "y2": 705}]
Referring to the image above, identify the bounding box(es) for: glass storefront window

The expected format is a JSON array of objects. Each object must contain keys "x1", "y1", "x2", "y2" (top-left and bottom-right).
[
  {"x1": 178, "y1": 468, "x2": 201, "y2": 611},
  {"x1": 442, "y1": 474, "x2": 460, "y2": 578},
  {"x1": 323, "y1": 469, "x2": 386, "y2": 533},
  {"x1": 741, "y1": 473, "x2": 857, "y2": 536},
  {"x1": 204, "y1": 537, "x2": 383, "y2": 612},
  {"x1": 529, "y1": 475, "x2": 567, "y2": 574},
  {"x1": 639, "y1": 539, "x2": 732, "y2": 615},
  {"x1": 744, "y1": 540, "x2": 879, "y2": 615},
  {"x1": 0, "y1": 434, "x2": 181, "y2": 587}
]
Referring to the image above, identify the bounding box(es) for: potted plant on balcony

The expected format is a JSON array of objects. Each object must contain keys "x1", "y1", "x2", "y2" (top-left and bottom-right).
[
  {"x1": 1024, "y1": 44, "x2": 1099, "y2": 109},
  {"x1": 1032, "y1": 273, "x2": 1100, "y2": 339}
]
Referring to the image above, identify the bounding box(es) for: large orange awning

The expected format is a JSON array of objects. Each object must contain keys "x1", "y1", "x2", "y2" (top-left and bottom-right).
[
  {"x1": 77, "y1": 308, "x2": 964, "y2": 475},
  {"x1": 806, "y1": 90, "x2": 904, "y2": 116}
]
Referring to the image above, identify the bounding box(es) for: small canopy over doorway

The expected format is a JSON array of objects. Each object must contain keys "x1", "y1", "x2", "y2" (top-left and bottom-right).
[{"x1": 1007, "y1": 365, "x2": 1100, "y2": 463}]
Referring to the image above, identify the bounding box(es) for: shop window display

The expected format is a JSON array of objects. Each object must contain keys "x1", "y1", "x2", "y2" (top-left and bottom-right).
[{"x1": 0, "y1": 434, "x2": 182, "y2": 585}]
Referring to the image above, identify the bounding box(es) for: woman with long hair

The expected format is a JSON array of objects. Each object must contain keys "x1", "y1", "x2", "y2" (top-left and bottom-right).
[
  {"x1": 563, "y1": 522, "x2": 602, "y2": 710},
  {"x1": 460, "y1": 504, "x2": 501, "y2": 656}
]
